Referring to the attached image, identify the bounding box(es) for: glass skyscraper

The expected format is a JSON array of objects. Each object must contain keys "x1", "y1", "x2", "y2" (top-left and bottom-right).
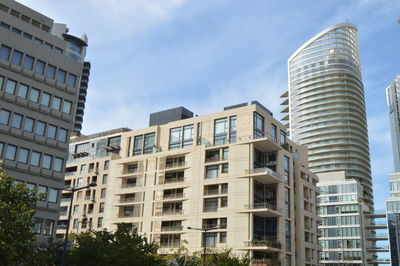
[{"x1": 386, "y1": 75, "x2": 400, "y2": 172}]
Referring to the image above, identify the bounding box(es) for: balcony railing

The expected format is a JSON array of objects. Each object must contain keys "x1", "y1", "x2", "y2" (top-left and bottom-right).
[
  {"x1": 120, "y1": 183, "x2": 138, "y2": 189},
  {"x1": 61, "y1": 198, "x2": 71, "y2": 203},
  {"x1": 245, "y1": 167, "x2": 284, "y2": 181},
  {"x1": 244, "y1": 239, "x2": 281, "y2": 249},
  {"x1": 245, "y1": 202, "x2": 278, "y2": 211},
  {"x1": 163, "y1": 193, "x2": 185, "y2": 200},
  {"x1": 162, "y1": 209, "x2": 184, "y2": 215},
  {"x1": 162, "y1": 177, "x2": 185, "y2": 184},
  {"x1": 161, "y1": 226, "x2": 183, "y2": 231},
  {"x1": 205, "y1": 156, "x2": 221, "y2": 163},
  {"x1": 64, "y1": 171, "x2": 76, "y2": 176},
  {"x1": 165, "y1": 161, "x2": 187, "y2": 169},
  {"x1": 204, "y1": 189, "x2": 228, "y2": 196}
]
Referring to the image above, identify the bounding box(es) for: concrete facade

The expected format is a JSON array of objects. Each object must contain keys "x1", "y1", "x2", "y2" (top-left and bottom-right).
[
  {"x1": 58, "y1": 103, "x2": 320, "y2": 265},
  {"x1": 0, "y1": 0, "x2": 87, "y2": 239}
]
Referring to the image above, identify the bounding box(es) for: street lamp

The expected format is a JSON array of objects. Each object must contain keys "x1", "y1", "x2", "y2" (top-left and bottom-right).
[
  {"x1": 60, "y1": 182, "x2": 96, "y2": 266},
  {"x1": 187, "y1": 226, "x2": 220, "y2": 266}
]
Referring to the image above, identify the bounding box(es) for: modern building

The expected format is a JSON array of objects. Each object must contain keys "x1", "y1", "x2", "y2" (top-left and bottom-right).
[
  {"x1": 386, "y1": 75, "x2": 400, "y2": 172},
  {"x1": 281, "y1": 23, "x2": 374, "y2": 264},
  {"x1": 0, "y1": 0, "x2": 88, "y2": 239},
  {"x1": 386, "y1": 172, "x2": 400, "y2": 265},
  {"x1": 58, "y1": 102, "x2": 321, "y2": 265}
]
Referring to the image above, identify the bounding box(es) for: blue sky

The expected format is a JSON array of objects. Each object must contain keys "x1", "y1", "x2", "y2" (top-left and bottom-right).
[{"x1": 20, "y1": 0, "x2": 400, "y2": 209}]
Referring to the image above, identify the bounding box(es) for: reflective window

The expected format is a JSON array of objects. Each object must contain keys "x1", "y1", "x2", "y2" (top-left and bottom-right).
[
  {"x1": 18, "y1": 148, "x2": 29, "y2": 164},
  {"x1": 30, "y1": 151, "x2": 41, "y2": 167},
  {"x1": 214, "y1": 118, "x2": 228, "y2": 145},
  {"x1": 0, "y1": 76, "x2": 4, "y2": 89},
  {"x1": 0, "y1": 109, "x2": 10, "y2": 125},
  {"x1": 23, "y1": 117, "x2": 34, "y2": 132},
  {"x1": 5, "y1": 79, "x2": 16, "y2": 94},
  {"x1": 35, "y1": 60, "x2": 45, "y2": 74},
  {"x1": 254, "y1": 112, "x2": 264, "y2": 138},
  {"x1": 51, "y1": 97, "x2": 61, "y2": 111},
  {"x1": 169, "y1": 127, "x2": 182, "y2": 150},
  {"x1": 0, "y1": 45, "x2": 11, "y2": 60},
  {"x1": 42, "y1": 154, "x2": 52, "y2": 169},
  {"x1": 0, "y1": 142, "x2": 3, "y2": 157},
  {"x1": 35, "y1": 121, "x2": 46, "y2": 136},
  {"x1": 5, "y1": 145, "x2": 17, "y2": 160},
  {"x1": 46, "y1": 65, "x2": 56, "y2": 79},
  {"x1": 43, "y1": 220, "x2": 53, "y2": 235},
  {"x1": 47, "y1": 125, "x2": 56, "y2": 139},
  {"x1": 229, "y1": 116, "x2": 237, "y2": 143},
  {"x1": 40, "y1": 92, "x2": 51, "y2": 107},
  {"x1": 133, "y1": 135, "x2": 143, "y2": 156},
  {"x1": 17, "y1": 84, "x2": 28, "y2": 98},
  {"x1": 38, "y1": 185, "x2": 47, "y2": 200},
  {"x1": 143, "y1": 133, "x2": 155, "y2": 154},
  {"x1": 67, "y1": 74, "x2": 77, "y2": 87},
  {"x1": 67, "y1": 42, "x2": 82, "y2": 53},
  {"x1": 206, "y1": 165, "x2": 219, "y2": 179},
  {"x1": 58, "y1": 128, "x2": 68, "y2": 142},
  {"x1": 11, "y1": 113, "x2": 22, "y2": 129},
  {"x1": 56, "y1": 69, "x2": 66, "y2": 83},
  {"x1": 11, "y1": 50, "x2": 22, "y2": 65},
  {"x1": 62, "y1": 101, "x2": 72, "y2": 114},
  {"x1": 54, "y1": 157, "x2": 63, "y2": 172},
  {"x1": 23, "y1": 33, "x2": 32, "y2": 39},
  {"x1": 48, "y1": 188, "x2": 58, "y2": 203},
  {"x1": 29, "y1": 88, "x2": 40, "y2": 103},
  {"x1": 271, "y1": 124, "x2": 277, "y2": 140}
]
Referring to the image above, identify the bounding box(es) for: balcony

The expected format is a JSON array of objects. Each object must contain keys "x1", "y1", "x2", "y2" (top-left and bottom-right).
[
  {"x1": 162, "y1": 209, "x2": 184, "y2": 215},
  {"x1": 163, "y1": 193, "x2": 185, "y2": 200},
  {"x1": 64, "y1": 171, "x2": 76, "y2": 177},
  {"x1": 60, "y1": 198, "x2": 71, "y2": 203},
  {"x1": 161, "y1": 226, "x2": 183, "y2": 232},
  {"x1": 165, "y1": 161, "x2": 187, "y2": 169},
  {"x1": 243, "y1": 202, "x2": 281, "y2": 217},
  {"x1": 205, "y1": 156, "x2": 221, "y2": 163},
  {"x1": 204, "y1": 189, "x2": 228, "y2": 196},
  {"x1": 163, "y1": 177, "x2": 185, "y2": 184},
  {"x1": 366, "y1": 246, "x2": 390, "y2": 252},
  {"x1": 244, "y1": 239, "x2": 281, "y2": 250},
  {"x1": 245, "y1": 167, "x2": 284, "y2": 183}
]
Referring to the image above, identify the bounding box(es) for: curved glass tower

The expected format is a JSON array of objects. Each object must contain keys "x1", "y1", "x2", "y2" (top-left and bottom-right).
[{"x1": 282, "y1": 23, "x2": 373, "y2": 204}]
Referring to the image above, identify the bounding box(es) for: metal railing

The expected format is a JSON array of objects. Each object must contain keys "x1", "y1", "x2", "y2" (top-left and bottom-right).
[
  {"x1": 162, "y1": 209, "x2": 184, "y2": 215},
  {"x1": 245, "y1": 167, "x2": 284, "y2": 181},
  {"x1": 161, "y1": 226, "x2": 183, "y2": 231},
  {"x1": 244, "y1": 202, "x2": 279, "y2": 211},
  {"x1": 244, "y1": 239, "x2": 281, "y2": 249},
  {"x1": 163, "y1": 193, "x2": 185, "y2": 200},
  {"x1": 163, "y1": 177, "x2": 185, "y2": 184},
  {"x1": 165, "y1": 161, "x2": 187, "y2": 169}
]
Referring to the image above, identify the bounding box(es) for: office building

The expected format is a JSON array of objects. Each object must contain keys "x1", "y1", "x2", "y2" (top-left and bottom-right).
[
  {"x1": 281, "y1": 23, "x2": 374, "y2": 264},
  {"x1": 386, "y1": 173, "x2": 400, "y2": 265},
  {"x1": 58, "y1": 102, "x2": 320, "y2": 265},
  {"x1": 386, "y1": 75, "x2": 400, "y2": 172},
  {"x1": 0, "y1": 0, "x2": 88, "y2": 239}
]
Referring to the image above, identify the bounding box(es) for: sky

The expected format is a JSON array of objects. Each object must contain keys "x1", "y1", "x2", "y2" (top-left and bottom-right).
[{"x1": 19, "y1": 0, "x2": 400, "y2": 209}]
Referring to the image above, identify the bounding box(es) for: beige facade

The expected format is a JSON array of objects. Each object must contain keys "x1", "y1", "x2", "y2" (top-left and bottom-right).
[{"x1": 58, "y1": 103, "x2": 320, "y2": 265}]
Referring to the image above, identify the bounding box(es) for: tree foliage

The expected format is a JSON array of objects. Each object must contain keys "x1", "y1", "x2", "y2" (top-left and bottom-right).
[
  {"x1": 67, "y1": 223, "x2": 165, "y2": 266},
  {"x1": 0, "y1": 164, "x2": 41, "y2": 265}
]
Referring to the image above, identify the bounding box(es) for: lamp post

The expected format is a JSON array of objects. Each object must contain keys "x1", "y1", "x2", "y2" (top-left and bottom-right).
[
  {"x1": 187, "y1": 226, "x2": 220, "y2": 266},
  {"x1": 60, "y1": 182, "x2": 96, "y2": 266}
]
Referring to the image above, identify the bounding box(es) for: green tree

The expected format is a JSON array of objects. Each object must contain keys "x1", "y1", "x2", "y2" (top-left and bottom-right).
[
  {"x1": 0, "y1": 164, "x2": 42, "y2": 265},
  {"x1": 68, "y1": 223, "x2": 166, "y2": 266}
]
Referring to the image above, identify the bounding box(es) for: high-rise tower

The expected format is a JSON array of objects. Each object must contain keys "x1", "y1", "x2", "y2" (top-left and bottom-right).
[
  {"x1": 386, "y1": 75, "x2": 400, "y2": 172},
  {"x1": 281, "y1": 23, "x2": 373, "y2": 205}
]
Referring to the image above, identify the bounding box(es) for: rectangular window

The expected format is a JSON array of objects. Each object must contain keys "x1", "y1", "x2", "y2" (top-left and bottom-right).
[
  {"x1": 29, "y1": 88, "x2": 40, "y2": 103},
  {"x1": 206, "y1": 165, "x2": 219, "y2": 179},
  {"x1": 11, "y1": 113, "x2": 23, "y2": 129},
  {"x1": 0, "y1": 109, "x2": 11, "y2": 125},
  {"x1": 0, "y1": 22, "x2": 10, "y2": 29},
  {"x1": 44, "y1": 42, "x2": 53, "y2": 49},
  {"x1": 104, "y1": 160, "x2": 109, "y2": 170},
  {"x1": 0, "y1": 143, "x2": 3, "y2": 157},
  {"x1": 43, "y1": 220, "x2": 54, "y2": 236},
  {"x1": 271, "y1": 124, "x2": 277, "y2": 140},
  {"x1": 47, "y1": 125, "x2": 57, "y2": 139},
  {"x1": 0, "y1": 76, "x2": 4, "y2": 90},
  {"x1": 62, "y1": 101, "x2": 72, "y2": 114},
  {"x1": 229, "y1": 116, "x2": 237, "y2": 143},
  {"x1": 38, "y1": 185, "x2": 47, "y2": 200},
  {"x1": 56, "y1": 69, "x2": 66, "y2": 83},
  {"x1": 32, "y1": 218, "x2": 42, "y2": 234},
  {"x1": 285, "y1": 220, "x2": 291, "y2": 252},
  {"x1": 5, "y1": 145, "x2": 17, "y2": 160},
  {"x1": 48, "y1": 188, "x2": 58, "y2": 203},
  {"x1": 23, "y1": 117, "x2": 34, "y2": 132},
  {"x1": 285, "y1": 188, "x2": 290, "y2": 218},
  {"x1": 283, "y1": 156, "x2": 289, "y2": 184},
  {"x1": 204, "y1": 198, "x2": 218, "y2": 212},
  {"x1": 203, "y1": 232, "x2": 217, "y2": 247},
  {"x1": 99, "y1": 203, "x2": 105, "y2": 213},
  {"x1": 58, "y1": 128, "x2": 68, "y2": 142},
  {"x1": 46, "y1": 65, "x2": 56, "y2": 79},
  {"x1": 102, "y1": 174, "x2": 108, "y2": 184},
  {"x1": 40, "y1": 92, "x2": 51, "y2": 107},
  {"x1": 11, "y1": 28, "x2": 21, "y2": 35},
  {"x1": 101, "y1": 188, "x2": 106, "y2": 199},
  {"x1": 30, "y1": 151, "x2": 41, "y2": 167},
  {"x1": 183, "y1": 125, "x2": 194, "y2": 147},
  {"x1": 5, "y1": 79, "x2": 16, "y2": 94},
  {"x1": 220, "y1": 232, "x2": 227, "y2": 243},
  {"x1": 280, "y1": 130, "x2": 286, "y2": 146},
  {"x1": 54, "y1": 47, "x2": 63, "y2": 54},
  {"x1": 214, "y1": 118, "x2": 228, "y2": 145},
  {"x1": 222, "y1": 163, "x2": 228, "y2": 173},
  {"x1": 42, "y1": 154, "x2": 52, "y2": 169},
  {"x1": 53, "y1": 157, "x2": 63, "y2": 172},
  {"x1": 35, "y1": 121, "x2": 46, "y2": 136},
  {"x1": 143, "y1": 133, "x2": 155, "y2": 154},
  {"x1": 11, "y1": 50, "x2": 22, "y2": 65},
  {"x1": 17, "y1": 84, "x2": 28, "y2": 98},
  {"x1": 97, "y1": 217, "x2": 103, "y2": 228},
  {"x1": 18, "y1": 148, "x2": 29, "y2": 164},
  {"x1": 52, "y1": 97, "x2": 61, "y2": 110},
  {"x1": 35, "y1": 60, "x2": 45, "y2": 74},
  {"x1": 169, "y1": 127, "x2": 182, "y2": 150},
  {"x1": 23, "y1": 55, "x2": 34, "y2": 70},
  {"x1": 23, "y1": 32, "x2": 32, "y2": 39},
  {"x1": 0, "y1": 45, "x2": 11, "y2": 60},
  {"x1": 133, "y1": 135, "x2": 143, "y2": 155},
  {"x1": 67, "y1": 74, "x2": 77, "y2": 87},
  {"x1": 254, "y1": 112, "x2": 264, "y2": 138}
]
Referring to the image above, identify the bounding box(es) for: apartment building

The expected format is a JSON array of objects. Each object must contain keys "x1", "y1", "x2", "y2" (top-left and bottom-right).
[
  {"x1": 386, "y1": 75, "x2": 400, "y2": 172},
  {"x1": 0, "y1": 0, "x2": 88, "y2": 239},
  {"x1": 58, "y1": 102, "x2": 320, "y2": 265}
]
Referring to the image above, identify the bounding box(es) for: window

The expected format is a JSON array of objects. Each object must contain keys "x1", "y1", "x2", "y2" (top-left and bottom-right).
[
  {"x1": 0, "y1": 76, "x2": 3, "y2": 89},
  {"x1": 214, "y1": 118, "x2": 228, "y2": 145},
  {"x1": 5, "y1": 79, "x2": 16, "y2": 94},
  {"x1": 56, "y1": 69, "x2": 66, "y2": 83},
  {"x1": 223, "y1": 148, "x2": 229, "y2": 160},
  {"x1": 204, "y1": 198, "x2": 218, "y2": 212},
  {"x1": 23, "y1": 55, "x2": 34, "y2": 70},
  {"x1": 62, "y1": 101, "x2": 72, "y2": 114},
  {"x1": 18, "y1": 148, "x2": 29, "y2": 163},
  {"x1": 0, "y1": 45, "x2": 11, "y2": 60},
  {"x1": 5, "y1": 145, "x2": 17, "y2": 160},
  {"x1": 229, "y1": 116, "x2": 237, "y2": 143},
  {"x1": 73, "y1": 219, "x2": 79, "y2": 229},
  {"x1": 23, "y1": 32, "x2": 32, "y2": 39},
  {"x1": 101, "y1": 188, "x2": 106, "y2": 199},
  {"x1": 67, "y1": 74, "x2": 77, "y2": 87},
  {"x1": 206, "y1": 165, "x2": 219, "y2": 179},
  {"x1": 220, "y1": 232, "x2": 227, "y2": 243},
  {"x1": 183, "y1": 125, "x2": 194, "y2": 147},
  {"x1": 35, "y1": 121, "x2": 46, "y2": 136},
  {"x1": 34, "y1": 36, "x2": 43, "y2": 43},
  {"x1": 254, "y1": 112, "x2": 264, "y2": 138},
  {"x1": 102, "y1": 174, "x2": 108, "y2": 184},
  {"x1": 23, "y1": 117, "x2": 34, "y2": 132},
  {"x1": 271, "y1": 124, "x2": 277, "y2": 140},
  {"x1": 222, "y1": 163, "x2": 228, "y2": 173},
  {"x1": 54, "y1": 47, "x2": 63, "y2": 54},
  {"x1": 54, "y1": 157, "x2": 63, "y2": 172},
  {"x1": 35, "y1": 60, "x2": 45, "y2": 74},
  {"x1": 38, "y1": 185, "x2": 47, "y2": 200},
  {"x1": 133, "y1": 135, "x2": 143, "y2": 155},
  {"x1": 48, "y1": 188, "x2": 58, "y2": 203},
  {"x1": 220, "y1": 197, "x2": 228, "y2": 207},
  {"x1": 104, "y1": 160, "x2": 109, "y2": 170},
  {"x1": 99, "y1": 203, "x2": 105, "y2": 213},
  {"x1": 0, "y1": 22, "x2": 10, "y2": 29},
  {"x1": 17, "y1": 84, "x2": 28, "y2": 98},
  {"x1": 169, "y1": 127, "x2": 182, "y2": 150},
  {"x1": 42, "y1": 154, "x2": 52, "y2": 169},
  {"x1": 280, "y1": 130, "x2": 286, "y2": 146},
  {"x1": 11, "y1": 28, "x2": 21, "y2": 35},
  {"x1": 32, "y1": 218, "x2": 42, "y2": 234},
  {"x1": 29, "y1": 88, "x2": 40, "y2": 103},
  {"x1": 58, "y1": 128, "x2": 68, "y2": 142},
  {"x1": 44, "y1": 42, "x2": 53, "y2": 49},
  {"x1": 143, "y1": 133, "x2": 155, "y2": 154},
  {"x1": 283, "y1": 156, "x2": 289, "y2": 184},
  {"x1": 97, "y1": 217, "x2": 103, "y2": 228},
  {"x1": 43, "y1": 220, "x2": 54, "y2": 235},
  {"x1": 40, "y1": 92, "x2": 51, "y2": 107},
  {"x1": 11, "y1": 113, "x2": 22, "y2": 129},
  {"x1": 52, "y1": 97, "x2": 61, "y2": 110},
  {"x1": 0, "y1": 109, "x2": 11, "y2": 125},
  {"x1": 46, "y1": 65, "x2": 56, "y2": 79},
  {"x1": 11, "y1": 50, "x2": 22, "y2": 65},
  {"x1": 47, "y1": 125, "x2": 57, "y2": 139},
  {"x1": 285, "y1": 220, "x2": 291, "y2": 252},
  {"x1": 30, "y1": 151, "x2": 41, "y2": 167},
  {"x1": 0, "y1": 142, "x2": 3, "y2": 157},
  {"x1": 204, "y1": 232, "x2": 217, "y2": 247}
]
